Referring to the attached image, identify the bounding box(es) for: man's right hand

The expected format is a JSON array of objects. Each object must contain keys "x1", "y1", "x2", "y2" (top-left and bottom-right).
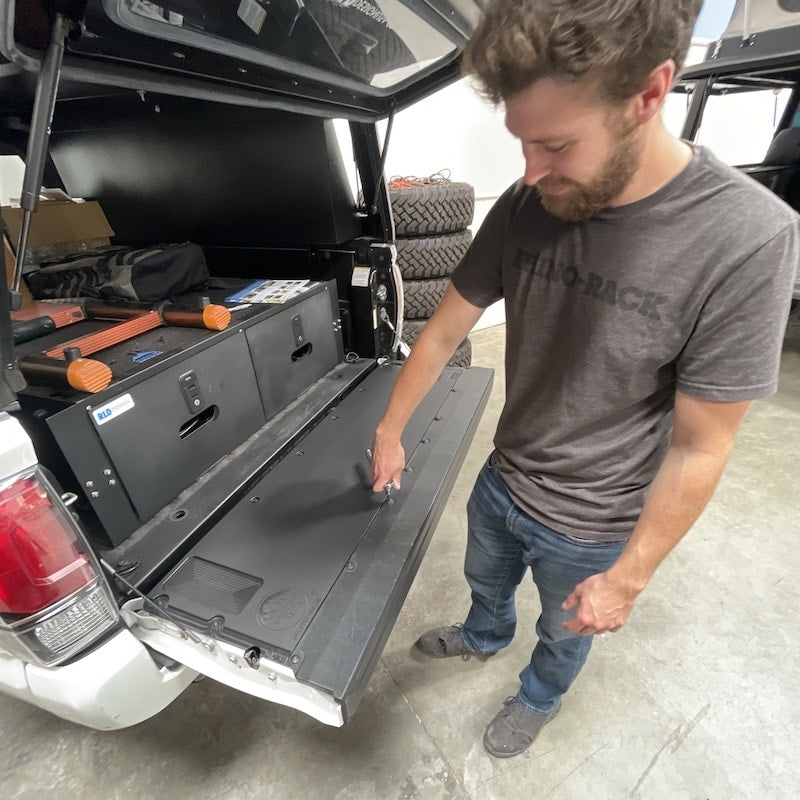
[
  {"x1": 368, "y1": 285, "x2": 485, "y2": 494},
  {"x1": 370, "y1": 433, "x2": 406, "y2": 492}
]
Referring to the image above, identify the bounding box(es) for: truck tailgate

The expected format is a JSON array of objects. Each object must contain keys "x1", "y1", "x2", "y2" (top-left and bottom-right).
[{"x1": 140, "y1": 363, "x2": 492, "y2": 723}]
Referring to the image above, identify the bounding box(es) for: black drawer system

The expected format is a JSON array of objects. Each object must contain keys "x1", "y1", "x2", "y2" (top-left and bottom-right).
[{"x1": 16, "y1": 282, "x2": 343, "y2": 546}]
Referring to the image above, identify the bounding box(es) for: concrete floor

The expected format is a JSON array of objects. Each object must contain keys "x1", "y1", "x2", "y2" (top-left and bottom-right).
[{"x1": 2, "y1": 318, "x2": 799, "y2": 800}]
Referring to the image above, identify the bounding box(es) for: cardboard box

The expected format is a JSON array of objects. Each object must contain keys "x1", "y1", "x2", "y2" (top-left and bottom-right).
[
  {"x1": 2, "y1": 198, "x2": 114, "y2": 264},
  {"x1": 3, "y1": 233, "x2": 33, "y2": 306}
]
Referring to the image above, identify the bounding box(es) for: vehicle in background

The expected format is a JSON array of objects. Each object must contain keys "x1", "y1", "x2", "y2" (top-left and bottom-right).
[{"x1": 676, "y1": 0, "x2": 800, "y2": 309}]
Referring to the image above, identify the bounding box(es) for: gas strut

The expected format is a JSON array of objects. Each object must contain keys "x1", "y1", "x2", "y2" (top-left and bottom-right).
[{"x1": 10, "y1": 12, "x2": 73, "y2": 311}]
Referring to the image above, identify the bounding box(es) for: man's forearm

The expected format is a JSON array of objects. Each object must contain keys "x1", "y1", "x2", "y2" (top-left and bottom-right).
[
  {"x1": 370, "y1": 285, "x2": 485, "y2": 491},
  {"x1": 376, "y1": 328, "x2": 458, "y2": 440},
  {"x1": 607, "y1": 443, "x2": 733, "y2": 594},
  {"x1": 376, "y1": 285, "x2": 484, "y2": 441}
]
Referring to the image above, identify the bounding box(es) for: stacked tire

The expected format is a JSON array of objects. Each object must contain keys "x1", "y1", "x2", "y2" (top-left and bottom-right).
[{"x1": 389, "y1": 179, "x2": 476, "y2": 368}]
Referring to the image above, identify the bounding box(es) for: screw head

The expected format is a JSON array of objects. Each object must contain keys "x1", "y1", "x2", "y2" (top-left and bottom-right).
[{"x1": 290, "y1": 655, "x2": 300, "y2": 665}]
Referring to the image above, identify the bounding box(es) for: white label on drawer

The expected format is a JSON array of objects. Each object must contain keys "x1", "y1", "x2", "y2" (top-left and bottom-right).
[
  {"x1": 352, "y1": 266, "x2": 371, "y2": 288},
  {"x1": 237, "y1": 0, "x2": 267, "y2": 34},
  {"x1": 91, "y1": 394, "x2": 135, "y2": 426}
]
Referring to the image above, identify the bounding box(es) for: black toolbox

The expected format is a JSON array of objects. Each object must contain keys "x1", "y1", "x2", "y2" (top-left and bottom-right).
[{"x1": 15, "y1": 280, "x2": 343, "y2": 546}]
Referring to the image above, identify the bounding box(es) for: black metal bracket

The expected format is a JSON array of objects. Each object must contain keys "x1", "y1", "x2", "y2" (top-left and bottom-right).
[
  {"x1": 681, "y1": 77, "x2": 711, "y2": 142},
  {"x1": 370, "y1": 104, "x2": 395, "y2": 217},
  {"x1": 349, "y1": 121, "x2": 394, "y2": 242},
  {"x1": 0, "y1": 213, "x2": 25, "y2": 408}
]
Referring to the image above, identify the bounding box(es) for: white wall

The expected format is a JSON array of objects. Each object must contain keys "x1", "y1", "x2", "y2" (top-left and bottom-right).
[{"x1": 0, "y1": 155, "x2": 25, "y2": 206}]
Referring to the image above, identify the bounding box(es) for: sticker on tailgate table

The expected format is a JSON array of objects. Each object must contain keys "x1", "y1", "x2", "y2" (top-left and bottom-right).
[
  {"x1": 91, "y1": 394, "x2": 135, "y2": 426},
  {"x1": 237, "y1": 0, "x2": 267, "y2": 34},
  {"x1": 132, "y1": 350, "x2": 164, "y2": 364}
]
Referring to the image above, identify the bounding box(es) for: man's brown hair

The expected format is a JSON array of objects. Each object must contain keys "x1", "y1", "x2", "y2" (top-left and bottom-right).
[{"x1": 463, "y1": 0, "x2": 704, "y2": 104}]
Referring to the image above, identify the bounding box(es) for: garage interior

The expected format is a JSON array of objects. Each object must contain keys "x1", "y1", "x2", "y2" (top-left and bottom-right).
[{"x1": 2, "y1": 1, "x2": 799, "y2": 796}]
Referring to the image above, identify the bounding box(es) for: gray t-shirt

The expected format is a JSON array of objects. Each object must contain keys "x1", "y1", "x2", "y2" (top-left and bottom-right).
[{"x1": 451, "y1": 145, "x2": 799, "y2": 542}]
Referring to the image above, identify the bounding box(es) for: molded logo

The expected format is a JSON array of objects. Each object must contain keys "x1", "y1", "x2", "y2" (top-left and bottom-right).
[{"x1": 257, "y1": 588, "x2": 309, "y2": 631}]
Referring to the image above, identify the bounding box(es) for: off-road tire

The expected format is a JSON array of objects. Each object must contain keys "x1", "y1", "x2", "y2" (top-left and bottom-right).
[
  {"x1": 305, "y1": 0, "x2": 414, "y2": 83},
  {"x1": 403, "y1": 277, "x2": 449, "y2": 319},
  {"x1": 401, "y1": 318, "x2": 426, "y2": 345},
  {"x1": 401, "y1": 320, "x2": 472, "y2": 368},
  {"x1": 449, "y1": 338, "x2": 473, "y2": 368},
  {"x1": 395, "y1": 230, "x2": 472, "y2": 280},
  {"x1": 390, "y1": 183, "x2": 475, "y2": 236}
]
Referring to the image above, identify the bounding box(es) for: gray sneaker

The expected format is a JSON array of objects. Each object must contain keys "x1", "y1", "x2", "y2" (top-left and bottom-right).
[
  {"x1": 483, "y1": 696, "x2": 562, "y2": 758},
  {"x1": 414, "y1": 623, "x2": 495, "y2": 661}
]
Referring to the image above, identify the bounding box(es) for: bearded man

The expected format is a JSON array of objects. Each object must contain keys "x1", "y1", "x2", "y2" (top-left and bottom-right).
[{"x1": 370, "y1": 0, "x2": 799, "y2": 758}]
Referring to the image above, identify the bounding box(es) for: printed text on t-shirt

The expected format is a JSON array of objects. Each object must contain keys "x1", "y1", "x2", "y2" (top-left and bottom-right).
[{"x1": 513, "y1": 249, "x2": 669, "y2": 321}]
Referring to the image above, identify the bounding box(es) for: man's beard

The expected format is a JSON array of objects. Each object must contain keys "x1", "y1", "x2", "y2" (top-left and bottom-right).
[{"x1": 538, "y1": 115, "x2": 641, "y2": 222}]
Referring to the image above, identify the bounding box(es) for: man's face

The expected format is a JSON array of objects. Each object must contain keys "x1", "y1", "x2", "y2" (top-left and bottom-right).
[{"x1": 504, "y1": 78, "x2": 642, "y2": 221}]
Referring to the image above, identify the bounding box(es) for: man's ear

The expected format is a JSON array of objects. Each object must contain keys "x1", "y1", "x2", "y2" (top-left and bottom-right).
[{"x1": 631, "y1": 60, "x2": 676, "y2": 124}]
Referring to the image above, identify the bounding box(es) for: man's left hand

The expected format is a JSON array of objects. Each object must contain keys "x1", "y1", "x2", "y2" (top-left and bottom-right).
[{"x1": 562, "y1": 571, "x2": 640, "y2": 635}]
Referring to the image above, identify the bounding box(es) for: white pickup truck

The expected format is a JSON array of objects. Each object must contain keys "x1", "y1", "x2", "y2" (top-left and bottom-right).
[{"x1": 0, "y1": 0, "x2": 492, "y2": 730}]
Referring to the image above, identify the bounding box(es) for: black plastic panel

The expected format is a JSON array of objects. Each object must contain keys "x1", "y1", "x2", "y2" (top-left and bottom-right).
[
  {"x1": 148, "y1": 364, "x2": 454, "y2": 655},
  {"x1": 45, "y1": 94, "x2": 362, "y2": 248},
  {"x1": 149, "y1": 363, "x2": 493, "y2": 715}
]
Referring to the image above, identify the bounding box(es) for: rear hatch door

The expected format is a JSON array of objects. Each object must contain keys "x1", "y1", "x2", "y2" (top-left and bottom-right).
[{"x1": 2, "y1": 0, "x2": 488, "y2": 120}]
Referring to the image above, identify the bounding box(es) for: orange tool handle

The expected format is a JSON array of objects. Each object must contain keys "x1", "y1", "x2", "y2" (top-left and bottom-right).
[
  {"x1": 84, "y1": 300, "x2": 231, "y2": 331},
  {"x1": 18, "y1": 355, "x2": 112, "y2": 394},
  {"x1": 162, "y1": 305, "x2": 231, "y2": 331}
]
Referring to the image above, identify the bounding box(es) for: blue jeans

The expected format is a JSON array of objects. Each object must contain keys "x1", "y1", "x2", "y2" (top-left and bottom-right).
[{"x1": 461, "y1": 455, "x2": 626, "y2": 713}]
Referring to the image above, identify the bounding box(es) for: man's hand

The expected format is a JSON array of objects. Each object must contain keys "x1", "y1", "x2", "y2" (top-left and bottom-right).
[
  {"x1": 370, "y1": 434, "x2": 406, "y2": 492},
  {"x1": 368, "y1": 285, "x2": 485, "y2": 494},
  {"x1": 561, "y1": 571, "x2": 640, "y2": 636},
  {"x1": 562, "y1": 394, "x2": 752, "y2": 637}
]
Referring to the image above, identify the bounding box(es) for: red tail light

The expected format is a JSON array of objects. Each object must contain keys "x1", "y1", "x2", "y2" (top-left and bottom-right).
[{"x1": 0, "y1": 473, "x2": 95, "y2": 619}]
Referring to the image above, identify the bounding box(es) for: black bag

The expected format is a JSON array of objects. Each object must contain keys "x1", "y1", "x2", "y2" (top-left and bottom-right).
[{"x1": 25, "y1": 243, "x2": 209, "y2": 302}]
